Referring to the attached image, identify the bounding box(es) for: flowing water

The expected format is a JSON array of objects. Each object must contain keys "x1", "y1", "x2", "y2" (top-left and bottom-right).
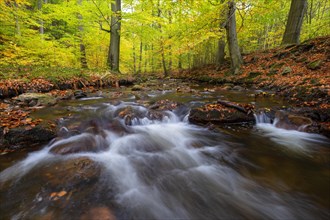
[{"x1": 0, "y1": 82, "x2": 329, "y2": 220}]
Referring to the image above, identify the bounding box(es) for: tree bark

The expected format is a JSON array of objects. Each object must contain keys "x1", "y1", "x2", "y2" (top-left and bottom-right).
[
  {"x1": 37, "y1": 0, "x2": 44, "y2": 35},
  {"x1": 282, "y1": 0, "x2": 307, "y2": 45},
  {"x1": 161, "y1": 45, "x2": 168, "y2": 77},
  {"x1": 138, "y1": 41, "x2": 142, "y2": 74},
  {"x1": 216, "y1": 37, "x2": 225, "y2": 70},
  {"x1": 78, "y1": 0, "x2": 88, "y2": 69},
  {"x1": 107, "y1": 0, "x2": 121, "y2": 73},
  {"x1": 132, "y1": 44, "x2": 136, "y2": 74},
  {"x1": 225, "y1": 0, "x2": 242, "y2": 74}
]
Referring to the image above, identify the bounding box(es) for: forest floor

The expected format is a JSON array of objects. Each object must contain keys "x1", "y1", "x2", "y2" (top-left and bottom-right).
[
  {"x1": 0, "y1": 36, "x2": 329, "y2": 151},
  {"x1": 174, "y1": 36, "x2": 329, "y2": 107}
]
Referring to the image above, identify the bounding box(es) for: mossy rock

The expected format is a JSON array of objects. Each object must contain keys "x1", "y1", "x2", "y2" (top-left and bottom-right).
[
  {"x1": 248, "y1": 71, "x2": 262, "y2": 78},
  {"x1": 281, "y1": 67, "x2": 292, "y2": 76},
  {"x1": 269, "y1": 62, "x2": 285, "y2": 70},
  {"x1": 131, "y1": 85, "x2": 144, "y2": 91},
  {"x1": 16, "y1": 93, "x2": 57, "y2": 106},
  {"x1": 307, "y1": 60, "x2": 322, "y2": 70}
]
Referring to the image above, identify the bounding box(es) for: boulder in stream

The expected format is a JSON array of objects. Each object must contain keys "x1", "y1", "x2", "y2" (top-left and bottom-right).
[
  {"x1": 15, "y1": 93, "x2": 57, "y2": 107},
  {"x1": 274, "y1": 110, "x2": 314, "y2": 131},
  {"x1": 74, "y1": 90, "x2": 87, "y2": 99},
  {"x1": 49, "y1": 133, "x2": 108, "y2": 155},
  {"x1": 2, "y1": 125, "x2": 56, "y2": 150},
  {"x1": 189, "y1": 100, "x2": 255, "y2": 125},
  {"x1": 149, "y1": 99, "x2": 183, "y2": 111},
  {"x1": 40, "y1": 157, "x2": 101, "y2": 188},
  {"x1": 80, "y1": 206, "x2": 116, "y2": 220}
]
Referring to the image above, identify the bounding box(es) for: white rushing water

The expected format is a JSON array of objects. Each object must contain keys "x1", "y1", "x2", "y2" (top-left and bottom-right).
[
  {"x1": 255, "y1": 112, "x2": 329, "y2": 153},
  {"x1": 0, "y1": 103, "x2": 329, "y2": 220}
]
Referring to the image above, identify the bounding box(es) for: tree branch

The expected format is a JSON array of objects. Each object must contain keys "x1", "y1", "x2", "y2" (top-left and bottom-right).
[
  {"x1": 99, "y1": 22, "x2": 110, "y2": 33},
  {"x1": 91, "y1": 0, "x2": 110, "y2": 26}
]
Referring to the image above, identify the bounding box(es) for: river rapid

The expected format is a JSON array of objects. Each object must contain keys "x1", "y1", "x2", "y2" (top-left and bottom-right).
[{"x1": 0, "y1": 81, "x2": 329, "y2": 220}]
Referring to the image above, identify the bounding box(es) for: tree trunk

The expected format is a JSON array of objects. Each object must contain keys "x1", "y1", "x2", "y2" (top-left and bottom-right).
[
  {"x1": 282, "y1": 0, "x2": 307, "y2": 45},
  {"x1": 107, "y1": 0, "x2": 121, "y2": 73},
  {"x1": 37, "y1": 0, "x2": 44, "y2": 35},
  {"x1": 78, "y1": 0, "x2": 88, "y2": 69},
  {"x1": 225, "y1": 0, "x2": 242, "y2": 74},
  {"x1": 216, "y1": 37, "x2": 225, "y2": 70},
  {"x1": 138, "y1": 41, "x2": 142, "y2": 74},
  {"x1": 132, "y1": 43, "x2": 136, "y2": 74},
  {"x1": 144, "y1": 44, "x2": 147, "y2": 73},
  {"x1": 151, "y1": 44, "x2": 154, "y2": 73},
  {"x1": 178, "y1": 54, "x2": 182, "y2": 71},
  {"x1": 161, "y1": 45, "x2": 168, "y2": 77}
]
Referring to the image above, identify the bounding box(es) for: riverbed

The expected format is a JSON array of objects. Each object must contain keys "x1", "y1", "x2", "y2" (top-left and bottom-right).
[{"x1": 0, "y1": 80, "x2": 329, "y2": 219}]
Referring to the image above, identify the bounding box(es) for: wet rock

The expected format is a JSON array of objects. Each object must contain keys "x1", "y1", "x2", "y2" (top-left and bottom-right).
[
  {"x1": 320, "y1": 123, "x2": 330, "y2": 138},
  {"x1": 114, "y1": 106, "x2": 146, "y2": 125},
  {"x1": 80, "y1": 206, "x2": 116, "y2": 220},
  {"x1": 274, "y1": 111, "x2": 313, "y2": 131},
  {"x1": 149, "y1": 99, "x2": 183, "y2": 111},
  {"x1": 57, "y1": 90, "x2": 74, "y2": 100},
  {"x1": 189, "y1": 101, "x2": 255, "y2": 125},
  {"x1": 131, "y1": 85, "x2": 144, "y2": 91},
  {"x1": 74, "y1": 90, "x2": 87, "y2": 99},
  {"x1": 307, "y1": 60, "x2": 322, "y2": 70},
  {"x1": 176, "y1": 86, "x2": 195, "y2": 93},
  {"x1": 49, "y1": 134, "x2": 108, "y2": 155},
  {"x1": 40, "y1": 157, "x2": 101, "y2": 187},
  {"x1": 147, "y1": 110, "x2": 166, "y2": 121},
  {"x1": 221, "y1": 83, "x2": 233, "y2": 90},
  {"x1": 232, "y1": 85, "x2": 244, "y2": 91},
  {"x1": 3, "y1": 125, "x2": 56, "y2": 150},
  {"x1": 15, "y1": 93, "x2": 57, "y2": 107}
]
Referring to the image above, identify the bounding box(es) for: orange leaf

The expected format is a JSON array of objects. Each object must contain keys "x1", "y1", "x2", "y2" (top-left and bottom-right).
[{"x1": 57, "y1": 190, "x2": 67, "y2": 197}]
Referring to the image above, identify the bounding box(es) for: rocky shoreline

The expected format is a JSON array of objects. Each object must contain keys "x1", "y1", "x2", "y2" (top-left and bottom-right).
[{"x1": 0, "y1": 82, "x2": 329, "y2": 153}]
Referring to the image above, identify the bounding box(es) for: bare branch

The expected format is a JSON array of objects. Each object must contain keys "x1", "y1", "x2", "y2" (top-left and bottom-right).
[
  {"x1": 91, "y1": 0, "x2": 110, "y2": 26},
  {"x1": 99, "y1": 22, "x2": 110, "y2": 33}
]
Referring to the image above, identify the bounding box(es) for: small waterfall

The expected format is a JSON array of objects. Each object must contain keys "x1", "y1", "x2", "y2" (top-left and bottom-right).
[
  {"x1": 254, "y1": 111, "x2": 273, "y2": 124},
  {"x1": 254, "y1": 111, "x2": 328, "y2": 153}
]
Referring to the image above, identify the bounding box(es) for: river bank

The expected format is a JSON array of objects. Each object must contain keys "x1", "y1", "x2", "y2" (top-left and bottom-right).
[{"x1": 0, "y1": 37, "x2": 329, "y2": 151}]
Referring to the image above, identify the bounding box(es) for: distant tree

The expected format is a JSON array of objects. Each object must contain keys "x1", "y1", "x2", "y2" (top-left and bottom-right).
[
  {"x1": 225, "y1": 0, "x2": 242, "y2": 74},
  {"x1": 108, "y1": 0, "x2": 121, "y2": 72},
  {"x1": 78, "y1": 0, "x2": 88, "y2": 69},
  {"x1": 282, "y1": 0, "x2": 307, "y2": 45}
]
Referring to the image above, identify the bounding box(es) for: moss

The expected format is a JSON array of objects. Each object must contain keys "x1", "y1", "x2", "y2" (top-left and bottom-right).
[
  {"x1": 281, "y1": 67, "x2": 292, "y2": 76},
  {"x1": 310, "y1": 78, "x2": 321, "y2": 85},
  {"x1": 307, "y1": 60, "x2": 322, "y2": 70},
  {"x1": 248, "y1": 71, "x2": 262, "y2": 78}
]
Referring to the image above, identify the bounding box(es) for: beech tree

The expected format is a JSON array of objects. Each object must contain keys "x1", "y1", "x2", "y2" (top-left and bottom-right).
[
  {"x1": 282, "y1": 0, "x2": 307, "y2": 45},
  {"x1": 108, "y1": 0, "x2": 121, "y2": 72},
  {"x1": 225, "y1": 0, "x2": 242, "y2": 74},
  {"x1": 0, "y1": 0, "x2": 328, "y2": 71},
  {"x1": 78, "y1": 0, "x2": 88, "y2": 69}
]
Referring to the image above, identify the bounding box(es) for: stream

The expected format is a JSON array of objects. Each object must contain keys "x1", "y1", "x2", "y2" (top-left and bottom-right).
[{"x1": 0, "y1": 80, "x2": 329, "y2": 220}]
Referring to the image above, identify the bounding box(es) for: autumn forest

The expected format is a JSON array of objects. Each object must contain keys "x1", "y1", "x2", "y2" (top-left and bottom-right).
[{"x1": 0, "y1": 0, "x2": 329, "y2": 75}]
